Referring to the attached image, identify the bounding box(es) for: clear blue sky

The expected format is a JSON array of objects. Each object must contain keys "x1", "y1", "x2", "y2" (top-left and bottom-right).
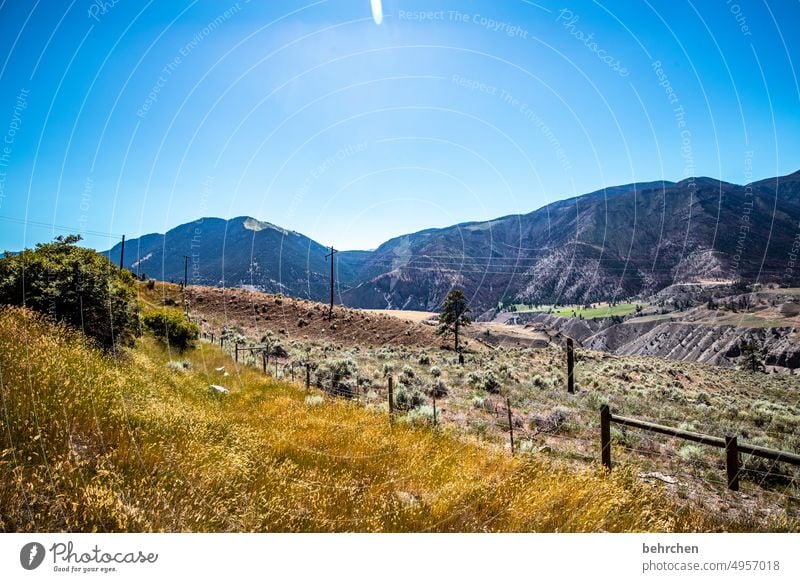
[{"x1": 0, "y1": 0, "x2": 798, "y2": 252}]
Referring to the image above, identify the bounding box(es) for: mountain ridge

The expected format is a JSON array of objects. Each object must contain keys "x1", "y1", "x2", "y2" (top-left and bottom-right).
[{"x1": 107, "y1": 169, "x2": 800, "y2": 314}]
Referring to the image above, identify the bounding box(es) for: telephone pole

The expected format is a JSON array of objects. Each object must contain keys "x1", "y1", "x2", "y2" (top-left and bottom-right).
[
  {"x1": 325, "y1": 246, "x2": 337, "y2": 320},
  {"x1": 119, "y1": 235, "x2": 125, "y2": 272},
  {"x1": 183, "y1": 255, "x2": 190, "y2": 313}
]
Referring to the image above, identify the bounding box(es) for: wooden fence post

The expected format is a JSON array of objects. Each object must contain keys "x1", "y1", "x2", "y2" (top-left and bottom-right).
[
  {"x1": 432, "y1": 391, "x2": 437, "y2": 428},
  {"x1": 601, "y1": 404, "x2": 611, "y2": 469},
  {"x1": 566, "y1": 338, "x2": 575, "y2": 394},
  {"x1": 725, "y1": 435, "x2": 740, "y2": 491},
  {"x1": 388, "y1": 375, "x2": 394, "y2": 421},
  {"x1": 506, "y1": 396, "x2": 515, "y2": 456},
  {"x1": 262, "y1": 351, "x2": 267, "y2": 375},
  {"x1": 235, "y1": 345, "x2": 239, "y2": 363},
  {"x1": 305, "y1": 363, "x2": 310, "y2": 391}
]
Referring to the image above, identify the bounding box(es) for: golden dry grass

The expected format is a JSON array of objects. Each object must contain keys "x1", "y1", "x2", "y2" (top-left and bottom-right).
[{"x1": 0, "y1": 307, "x2": 768, "y2": 532}]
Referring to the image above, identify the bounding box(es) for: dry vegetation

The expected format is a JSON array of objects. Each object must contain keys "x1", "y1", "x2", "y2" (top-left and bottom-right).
[
  {"x1": 143, "y1": 283, "x2": 800, "y2": 527},
  {"x1": 2, "y1": 279, "x2": 798, "y2": 532},
  {"x1": 0, "y1": 306, "x2": 768, "y2": 532}
]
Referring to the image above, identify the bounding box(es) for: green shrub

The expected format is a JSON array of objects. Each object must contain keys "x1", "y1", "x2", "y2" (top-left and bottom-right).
[
  {"x1": 404, "y1": 405, "x2": 437, "y2": 426},
  {"x1": 677, "y1": 444, "x2": 706, "y2": 466},
  {"x1": 0, "y1": 235, "x2": 139, "y2": 349},
  {"x1": 481, "y1": 370, "x2": 501, "y2": 393},
  {"x1": 142, "y1": 308, "x2": 199, "y2": 350},
  {"x1": 394, "y1": 384, "x2": 425, "y2": 410}
]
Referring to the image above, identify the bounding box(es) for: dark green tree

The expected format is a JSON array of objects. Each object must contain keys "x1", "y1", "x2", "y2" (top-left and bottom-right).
[
  {"x1": 0, "y1": 235, "x2": 139, "y2": 350},
  {"x1": 739, "y1": 339, "x2": 765, "y2": 373},
  {"x1": 437, "y1": 289, "x2": 471, "y2": 352}
]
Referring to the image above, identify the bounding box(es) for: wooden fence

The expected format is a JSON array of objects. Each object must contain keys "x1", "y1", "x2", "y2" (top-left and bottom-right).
[{"x1": 600, "y1": 404, "x2": 800, "y2": 491}]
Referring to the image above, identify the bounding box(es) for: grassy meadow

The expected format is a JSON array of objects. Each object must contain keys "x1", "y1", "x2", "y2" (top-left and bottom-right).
[
  {"x1": 0, "y1": 306, "x2": 765, "y2": 532},
  {"x1": 509, "y1": 303, "x2": 642, "y2": 319}
]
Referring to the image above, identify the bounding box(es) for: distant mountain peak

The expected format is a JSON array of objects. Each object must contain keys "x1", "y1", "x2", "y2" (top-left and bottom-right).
[{"x1": 241, "y1": 217, "x2": 288, "y2": 235}]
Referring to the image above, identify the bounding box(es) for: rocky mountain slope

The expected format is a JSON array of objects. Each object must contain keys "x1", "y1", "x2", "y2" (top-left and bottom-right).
[
  {"x1": 501, "y1": 289, "x2": 800, "y2": 371},
  {"x1": 107, "y1": 170, "x2": 800, "y2": 313}
]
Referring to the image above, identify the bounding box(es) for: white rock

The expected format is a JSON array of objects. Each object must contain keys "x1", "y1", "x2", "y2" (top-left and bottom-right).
[{"x1": 209, "y1": 384, "x2": 229, "y2": 395}]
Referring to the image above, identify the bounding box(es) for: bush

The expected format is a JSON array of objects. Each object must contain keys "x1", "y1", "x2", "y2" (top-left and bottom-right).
[
  {"x1": 394, "y1": 384, "x2": 425, "y2": 410},
  {"x1": 481, "y1": 370, "x2": 501, "y2": 393},
  {"x1": 166, "y1": 360, "x2": 191, "y2": 372},
  {"x1": 677, "y1": 444, "x2": 706, "y2": 466},
  {"x1": 427, "y1": 379, "x2": 448, "y2": 398},
  {"x1": 142, "y1": 308, "x2": 199, "y2": 350},
  {"x1": 0, "y1": 235, "x2": 139, "y2": 350},
  {"x1": 404, "y1": 405, "x2": 437, "y2": 426}
]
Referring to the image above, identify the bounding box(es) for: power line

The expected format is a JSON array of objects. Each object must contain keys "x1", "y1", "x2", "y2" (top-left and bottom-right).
[{"x1": 0, "y1": 215, "x2": 123, "y2": 240}]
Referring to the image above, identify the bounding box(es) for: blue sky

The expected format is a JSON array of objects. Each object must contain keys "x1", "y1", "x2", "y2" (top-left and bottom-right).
[{"x1": 0, "y1": 0, "x2": 798, "y2": 252}]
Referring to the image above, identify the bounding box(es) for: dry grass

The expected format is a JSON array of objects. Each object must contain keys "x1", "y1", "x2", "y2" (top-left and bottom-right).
[{"x1": 0, "y1": 307, "x2": 748, "y2": 532}]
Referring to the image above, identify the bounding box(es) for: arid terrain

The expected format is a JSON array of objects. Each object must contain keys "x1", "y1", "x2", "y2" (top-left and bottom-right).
[{"x1": 140, "y1": 282, "x2": 800, "y2": 528}]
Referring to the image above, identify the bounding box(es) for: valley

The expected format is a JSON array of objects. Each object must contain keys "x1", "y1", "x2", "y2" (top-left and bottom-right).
[
  {"x1": 142, "y1": 281, "x2": 800, "y2": 528},
  {"x1": 106, "y1": 170, "x2": 800, "y2": 316}
]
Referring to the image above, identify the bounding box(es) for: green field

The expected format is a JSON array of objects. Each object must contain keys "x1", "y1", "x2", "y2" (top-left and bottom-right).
[{"x1": 509, "y1": 303, "x2": 642, "y2": 320}]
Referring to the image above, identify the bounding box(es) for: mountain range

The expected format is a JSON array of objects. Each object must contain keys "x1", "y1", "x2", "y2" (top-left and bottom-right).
[{"x1": 106, "y1": 170, "x2": 800, "y2": 315}]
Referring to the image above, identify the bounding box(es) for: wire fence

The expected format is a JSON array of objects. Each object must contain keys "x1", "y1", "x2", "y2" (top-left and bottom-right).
[{"x1": 198, "y1": 326, "x2": 800, "y2": 511}]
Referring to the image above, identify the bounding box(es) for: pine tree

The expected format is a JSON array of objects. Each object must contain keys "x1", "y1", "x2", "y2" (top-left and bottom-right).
[
  {"x1": 739, "y1": 339, "x2": 765, "y2": 373},
  {"x1": 437, "y1": 289, "x2": 472, "y2": 352}
]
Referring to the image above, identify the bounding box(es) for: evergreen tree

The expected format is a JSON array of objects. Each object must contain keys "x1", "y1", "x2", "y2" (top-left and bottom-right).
[{"x1": 437, "y1": 289, "x2": 472, "y2": 352}]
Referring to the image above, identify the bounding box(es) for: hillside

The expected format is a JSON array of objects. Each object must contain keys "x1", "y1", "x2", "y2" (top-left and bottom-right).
[
  {"x1": 106, "y1": 171, "x2": 800, "y2": 315},
  {"x1": 0, "y1": 306, "x2": 722, "y2": 532},
  {"x1": 501, "y1": 287, "x2": 800, "y2": 371},
  {"x1": 105, "y1": 217, "x2": 369, "y2": 301}
]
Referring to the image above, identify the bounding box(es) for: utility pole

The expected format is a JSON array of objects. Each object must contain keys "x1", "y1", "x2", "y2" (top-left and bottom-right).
[
  {"x1": 325, "y1": 246, "x2": 337, "y2": 320},
  {"x1": 183, "y1": 255, "x2": 190, "y2": 314},
  {"x1": 119, "y1": 235, "x2": 125, "y2": 272}
]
